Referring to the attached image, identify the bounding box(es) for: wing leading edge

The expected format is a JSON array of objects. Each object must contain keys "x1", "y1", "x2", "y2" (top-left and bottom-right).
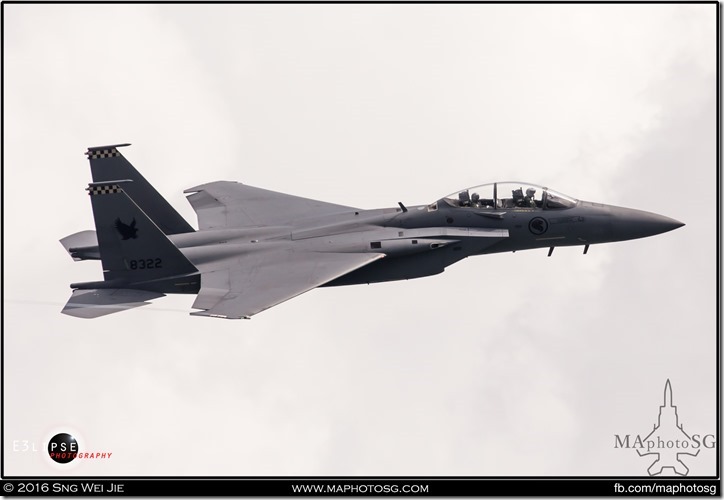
[{"x1": 191, "y1": 251, "x2": 385, "y2": 319}]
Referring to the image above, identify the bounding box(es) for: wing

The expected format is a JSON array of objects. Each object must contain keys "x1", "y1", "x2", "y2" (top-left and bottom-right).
[
  {"x1": 191, "y1": 251, "x2": 385, "y2": 319},
  {"x1": 184, "y1": 181, "x2": 357, "y2": 229}
]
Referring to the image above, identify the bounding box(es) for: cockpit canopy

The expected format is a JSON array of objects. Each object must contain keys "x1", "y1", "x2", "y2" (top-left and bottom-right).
[{"x1": 431, "y1": 182, "x2": 578, "y2": 211}]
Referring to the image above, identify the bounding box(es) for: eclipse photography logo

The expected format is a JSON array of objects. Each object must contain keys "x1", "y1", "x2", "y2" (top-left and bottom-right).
[
  {"x1": 45, "y1": 432, "x2": 113, "y2": 464},
  {"x1": 614, "y1": 380, "x2": 715, "y2": 476}
]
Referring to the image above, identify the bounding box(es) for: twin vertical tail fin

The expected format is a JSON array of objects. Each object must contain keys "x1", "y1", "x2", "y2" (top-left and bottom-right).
[
  {"x1": 86, "y1": 144, "x2": 194, "y2": 235},
  {"x1": 62, "y1": 180, "x2": 200, "y2": 318},
  {"x1": 85, "y1": 180, "x2": 199, "y2": 287},
  {"x1": 60, "y1": 144, "x2": 195, "y2": 263}
]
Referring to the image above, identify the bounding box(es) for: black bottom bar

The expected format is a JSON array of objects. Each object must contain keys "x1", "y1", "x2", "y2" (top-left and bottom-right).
[{"x1": 0, "y1": 478, "x2": 720, "y2": 496}]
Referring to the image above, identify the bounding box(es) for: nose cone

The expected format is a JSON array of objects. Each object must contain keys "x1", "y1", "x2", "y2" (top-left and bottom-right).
[{"x1": 609, "y1": 206, "x2": 684, "y2": 242}]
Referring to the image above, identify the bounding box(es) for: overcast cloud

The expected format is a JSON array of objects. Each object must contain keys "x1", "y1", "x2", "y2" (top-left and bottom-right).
[{"x1": 3, "y1": 4, "x2": 716, "y2": 476}]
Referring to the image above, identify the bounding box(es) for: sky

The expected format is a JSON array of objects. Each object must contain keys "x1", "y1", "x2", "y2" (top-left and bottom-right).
[{"x1": 3, "y1": 3, "x2": 717, "y2": 477}]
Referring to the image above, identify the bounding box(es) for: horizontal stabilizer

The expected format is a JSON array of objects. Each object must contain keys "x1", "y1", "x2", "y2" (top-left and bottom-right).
[
  {"x1": 62, "y1": 289, "x2": 165, "y2": 319},
  {"x1": 60, "y1": 230, "x2": 99, "y2": 261}
]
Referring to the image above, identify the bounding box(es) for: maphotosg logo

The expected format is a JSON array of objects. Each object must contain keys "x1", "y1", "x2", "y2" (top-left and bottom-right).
[
  {"x1": 614, "y1": 380, "x2": 715, "y2": 476},
  {"x1": 47, "y1": 432, "x2": 113, "y2": 464}
]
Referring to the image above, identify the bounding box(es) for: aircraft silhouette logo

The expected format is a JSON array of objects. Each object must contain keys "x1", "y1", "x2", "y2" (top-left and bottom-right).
[
  {"x1": 636, "y1": 380, "x2": 699, "y2": 476},
  {"x1": 114, "y1": 218, "x2": 138, "y2": 240}
]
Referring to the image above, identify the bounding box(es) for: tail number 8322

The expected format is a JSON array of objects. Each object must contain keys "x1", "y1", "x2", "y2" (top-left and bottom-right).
[{"x1": 128, "y1": 258, "x2": 162, "y2": 270}]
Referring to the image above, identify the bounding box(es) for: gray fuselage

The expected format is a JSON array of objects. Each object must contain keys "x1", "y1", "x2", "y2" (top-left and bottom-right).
[{"x1": 158, "y1": 198, "x2": 682, "y2": 288}]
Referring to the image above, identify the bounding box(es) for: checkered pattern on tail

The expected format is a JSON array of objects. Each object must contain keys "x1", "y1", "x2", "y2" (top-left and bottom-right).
[
  {"x1": 86, "y1": 148, "x2": 121, "y2": 160},
  {"x1": 87, "y1": 185, "x2": 122, "y2": 196}
]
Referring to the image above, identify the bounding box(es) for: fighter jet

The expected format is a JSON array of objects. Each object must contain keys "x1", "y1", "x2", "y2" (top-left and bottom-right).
[{"x1": 60, "y1": 143, "x2": 684, "y2": 319}]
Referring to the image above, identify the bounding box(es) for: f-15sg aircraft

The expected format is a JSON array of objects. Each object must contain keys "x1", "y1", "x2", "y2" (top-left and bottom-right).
[{"x1": 60, "y1": 144, "x2": 684, "y2": 319}]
